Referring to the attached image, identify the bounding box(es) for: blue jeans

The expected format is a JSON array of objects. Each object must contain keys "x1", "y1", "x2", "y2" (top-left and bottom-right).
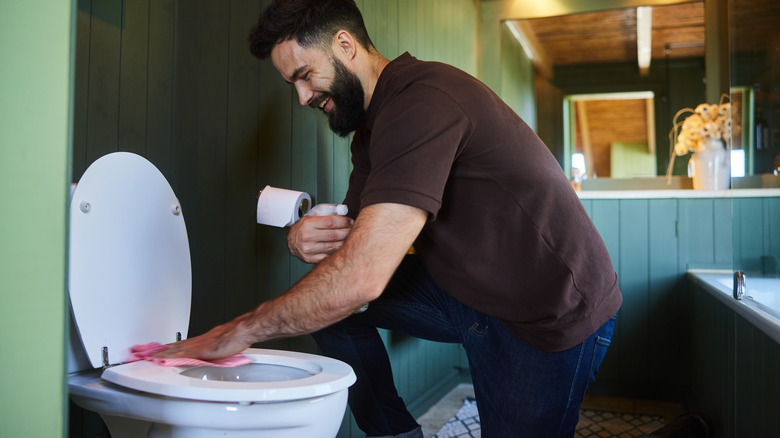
[{"x1": 312, "y1": 255, "x2": 616, "y2": 438}]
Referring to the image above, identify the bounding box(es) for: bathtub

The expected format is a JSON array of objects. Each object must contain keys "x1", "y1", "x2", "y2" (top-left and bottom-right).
[{"x1": 688, "y1": 271, "x2": 780, "y2": 345}]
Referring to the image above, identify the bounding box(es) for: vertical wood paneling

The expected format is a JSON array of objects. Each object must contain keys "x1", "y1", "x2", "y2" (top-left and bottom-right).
[
  {"x1": 289, "y1": 100, "x2": 318, "y2": 285},
  {"x1": 224, "y1": 0, "x2": 262, "y2": 320},
  {"x1": 145, "y1": 0, "x2": 175, "y2": 174},
  {"x1": 316, "y1": 118, "x2": 335, "y2": 204},
  {"x1": 679, "y1": 199, "x2": 718, "y2": 268},
  {"x1": 618, "y1": 200, "x2": 650, "y2": 382},
  {"x1": 255, "y1": 23, "x2": 295, "y2": 334},
  {"x1": 169, "y1": 0, "x2": 201, "y2": 332},
  {"x1": 397, "y1": 0, "x2": 418, "y2": 62},
  {"x1": 734, "y1": 197, "x2": 767, "y2": 272},
  {"x1": 118, "y1": 0, "x2": 149, "y2": 156},
  {"x1": 588, "y1": 200, "x2": 621, "y2": 382},
  {"x1": 689, "y1": 282, "x2": 734, "y2": 435},
  {"x1": 768, "y1": 197, "x2": 780, "y2": 257},
  {"x1": 72, "y1": 0, "x2": 92, "y2": 178},
  {"x1": 383, "y1": 0, "x2": 400, "y2": 57},
  {"x1": 713, "y1": 198, "x2": 734, "y2": 266},
  {"x1": 590, "y1": 200, "x2": 621, "y2": 272},
  {"x1": 86, "y1": 0, "x2": 123, "y2": 161},
  {"x1": 690, "y1": 280, "x2": 780, "y2": 438},
  {"x1": 189, "y1": 0, "x2": 231, "y2": 334},
  {"x1": 647, "y1": 199, "x2": 684, "y2": 387}
]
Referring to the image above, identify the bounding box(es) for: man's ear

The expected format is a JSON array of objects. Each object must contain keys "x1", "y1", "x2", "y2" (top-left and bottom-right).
[{"x1": 333, "y1": 30, "x2": 357, "y2": 61}]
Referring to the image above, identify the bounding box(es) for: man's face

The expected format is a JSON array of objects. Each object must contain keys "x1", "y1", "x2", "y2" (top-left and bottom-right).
[{"x1": 271, "y1": 39, "x2": 366, "y2": 137}]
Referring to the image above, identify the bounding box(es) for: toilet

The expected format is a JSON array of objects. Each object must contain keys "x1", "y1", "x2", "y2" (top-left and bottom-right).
[{"x1": 67, "y1": 152, "x2": 356, "y2": 438}]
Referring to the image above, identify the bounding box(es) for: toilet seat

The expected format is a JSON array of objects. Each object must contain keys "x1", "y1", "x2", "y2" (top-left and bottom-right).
[
  {"x1": 102, "y1": 348, "x2": 356, "y2": 402},
  {"x1": 69, "y1": 152, "x2": 191, "y2": 368}
]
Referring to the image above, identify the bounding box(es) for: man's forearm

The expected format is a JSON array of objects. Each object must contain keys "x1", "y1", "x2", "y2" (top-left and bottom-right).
[
  {"x1": 235, "y1": 202, "x2": 427, "y2": 344},
  {"x1": 157, "y1": 203, "x2": 426, "y2": 360}
]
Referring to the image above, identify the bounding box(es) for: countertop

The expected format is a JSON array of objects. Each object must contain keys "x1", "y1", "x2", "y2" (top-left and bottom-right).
[{"x1": 577, "y1": 188, "x2": 780, "y2": 199}]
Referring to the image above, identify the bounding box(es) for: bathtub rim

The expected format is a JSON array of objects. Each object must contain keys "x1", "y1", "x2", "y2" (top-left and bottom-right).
[{"x1": 688, "y1": 270, "x2": 780, "y2": 346}]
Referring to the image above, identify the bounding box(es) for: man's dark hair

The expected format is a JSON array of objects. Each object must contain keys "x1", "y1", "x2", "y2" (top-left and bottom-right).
[{"x1": 248, "y1": 0, "x2": 374, "y2": 60}]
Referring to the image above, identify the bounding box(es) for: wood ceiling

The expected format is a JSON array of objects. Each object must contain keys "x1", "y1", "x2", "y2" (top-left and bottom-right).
[
  {"x1": 513, "y1": 0, "x2": 780, "y2": 68},
  {"x1": 517, "y1": 2, "x2": 706, "y2": 67}
]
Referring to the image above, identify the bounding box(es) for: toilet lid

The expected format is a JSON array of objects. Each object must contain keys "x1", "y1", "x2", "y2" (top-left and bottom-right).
[{"x1": 69, "y1": 152, "x2": 191, "y2": 368}]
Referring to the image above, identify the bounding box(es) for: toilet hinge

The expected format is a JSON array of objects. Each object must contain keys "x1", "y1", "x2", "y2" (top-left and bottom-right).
[
  {"x1": 102, "y1": 346, "x2": 110, "y2": 368},
  {"x1": 176, "y1": 332, "x2": 182, "y2": 341}
]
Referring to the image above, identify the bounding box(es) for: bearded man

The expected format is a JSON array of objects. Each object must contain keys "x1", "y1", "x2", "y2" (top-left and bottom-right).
[{"x1": 159, "y1": 1, "x2": 622, "y2": 437}]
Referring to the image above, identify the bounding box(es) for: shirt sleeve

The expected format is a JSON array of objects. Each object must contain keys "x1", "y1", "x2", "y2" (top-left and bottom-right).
[
  {"x1": 360, "y1": 84, "x2": 472, "y2": 221},
  {"x1": 342, "y1": 127, "x2": 370, "y2": 220}
]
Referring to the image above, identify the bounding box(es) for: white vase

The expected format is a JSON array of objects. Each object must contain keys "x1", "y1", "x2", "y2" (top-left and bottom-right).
[{"x1": 688, "y1": 138, "x2": 730, "y2": 190}]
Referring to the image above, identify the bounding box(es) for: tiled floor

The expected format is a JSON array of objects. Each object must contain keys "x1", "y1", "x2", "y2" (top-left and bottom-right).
[
  {"x1": 418, "y1": 384, "x2": 476, "y2": 437},
  {"x1": 417, "y1": 384, "x2": 686, "y2": 438}
]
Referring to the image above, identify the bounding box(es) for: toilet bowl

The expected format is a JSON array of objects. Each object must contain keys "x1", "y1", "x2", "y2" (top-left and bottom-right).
[{"x1": 67, "y1": 152, "x2": 355, "y2": 438}]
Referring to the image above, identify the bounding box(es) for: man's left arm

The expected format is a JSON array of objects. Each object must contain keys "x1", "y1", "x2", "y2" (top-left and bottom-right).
[{"x1": 157, "y1": 202, "x2": 427, "y2": 360}]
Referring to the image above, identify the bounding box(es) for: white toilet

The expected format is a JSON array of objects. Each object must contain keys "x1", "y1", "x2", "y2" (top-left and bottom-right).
[{"x1": 67, "y1": 152, "x2": 356, "y2": 438}]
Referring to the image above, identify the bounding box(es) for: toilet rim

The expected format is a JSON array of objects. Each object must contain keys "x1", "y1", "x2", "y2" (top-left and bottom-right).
[{"x1": 101, "y1": 348, "x2": 356, "y2": 403}]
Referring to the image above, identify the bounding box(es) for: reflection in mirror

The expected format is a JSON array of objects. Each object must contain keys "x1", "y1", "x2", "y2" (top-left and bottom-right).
[
  {"x1": 729, "y1": 86, "x2": 750, "y2": 177},
  {"x1": 729, "y1": 0, "x2": 780, "y2": 179},
  {"x1": 566, "y1": 92, "x2": 656, "y2": 179},
  {"x1": 510, "y1": 1, "x2": 706, "y2": 181}
]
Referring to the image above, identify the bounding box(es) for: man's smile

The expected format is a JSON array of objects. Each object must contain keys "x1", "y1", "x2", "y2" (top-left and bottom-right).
[{"x1": 312, "y1": 94, "x2": 333, "y2": 113}]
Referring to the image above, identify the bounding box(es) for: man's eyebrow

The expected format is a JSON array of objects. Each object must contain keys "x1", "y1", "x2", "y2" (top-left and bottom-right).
[{"x1": 286, "y1": 66, "x2": 309, "y2": 84}]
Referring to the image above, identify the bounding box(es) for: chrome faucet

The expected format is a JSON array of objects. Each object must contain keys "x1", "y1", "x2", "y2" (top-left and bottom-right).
[{"x1": 733, "y1": 271, "x2": 746, "y2": 300}]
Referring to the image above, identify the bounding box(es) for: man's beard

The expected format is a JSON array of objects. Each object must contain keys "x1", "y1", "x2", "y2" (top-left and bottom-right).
[{"x1": 314, "y1": 57, "x2": 366, "y2": 137}]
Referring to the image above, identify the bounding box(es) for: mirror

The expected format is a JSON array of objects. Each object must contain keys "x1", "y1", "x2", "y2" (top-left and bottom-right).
[
  {"x1": 729, "y1": 0, "x2": 780, "y2": 180},
  {"x1": 508, "y1": 1, "x2": 707, "y2": 181},
  {"x1": 566, "y1": 91, "x2": 656, "y2": 179}
]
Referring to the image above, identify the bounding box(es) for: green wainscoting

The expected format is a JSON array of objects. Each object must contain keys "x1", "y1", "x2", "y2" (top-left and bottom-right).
[
  {"x1": 688, "y1": 277, "x2": 780, "y2": 437},
  {"x1": 580, "y1": 195, "x2": 780, "y2": 400}
]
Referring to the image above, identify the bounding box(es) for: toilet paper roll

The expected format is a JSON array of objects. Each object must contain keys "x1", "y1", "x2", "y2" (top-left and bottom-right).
[{"x1": 256, "y1": 185, "x2": 311, "y2": 227}]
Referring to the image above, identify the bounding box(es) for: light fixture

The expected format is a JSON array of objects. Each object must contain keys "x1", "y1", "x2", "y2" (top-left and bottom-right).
[{"x1": 636, "y1": 6, "x2": 652, "y2": 75}]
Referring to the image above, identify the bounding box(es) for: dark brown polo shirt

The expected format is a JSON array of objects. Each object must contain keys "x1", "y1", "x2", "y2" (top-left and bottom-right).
[{"x1": 343, "y1": 53, "x2": 621, "y2": 352}]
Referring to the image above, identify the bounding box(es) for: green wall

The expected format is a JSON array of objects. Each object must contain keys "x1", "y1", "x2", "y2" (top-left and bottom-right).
[
  {"x1": 499, "y1": 24, "x2": 536, "y2": 128},
  {"x1": 0, "y1": 1, "x2": 74, "y2": 437}
]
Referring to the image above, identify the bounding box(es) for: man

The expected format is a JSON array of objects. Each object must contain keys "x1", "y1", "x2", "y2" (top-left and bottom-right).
[{"x1": 159, "y1": 1, "x2": 622, "y2": 437}]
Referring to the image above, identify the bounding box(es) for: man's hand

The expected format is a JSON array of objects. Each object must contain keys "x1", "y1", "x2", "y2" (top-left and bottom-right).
[
  {"x1": 154, "y1": 313, "x2": 256, "y2": 360},
  {"x1": 288, "y1": 215, "x2": 354, "y2": 263}
]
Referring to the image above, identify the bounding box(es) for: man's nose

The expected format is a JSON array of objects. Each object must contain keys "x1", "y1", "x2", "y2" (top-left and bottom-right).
[{"x1": 294, "y1": 83, "x2": 313, "y2": 107}]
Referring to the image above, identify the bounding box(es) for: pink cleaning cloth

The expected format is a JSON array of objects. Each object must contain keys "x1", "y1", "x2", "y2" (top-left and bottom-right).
[{"x1": 128, "y1": 342, "x2": 252, "y2": 367}]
